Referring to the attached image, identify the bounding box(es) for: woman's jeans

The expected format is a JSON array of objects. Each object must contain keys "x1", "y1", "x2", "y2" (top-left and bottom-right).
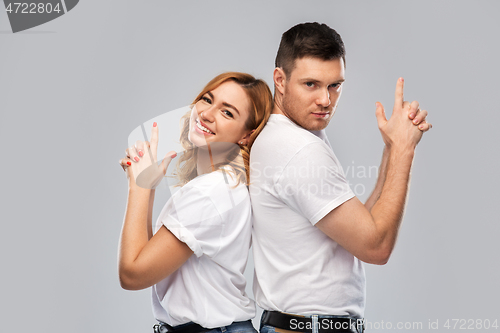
[{"x1": 154, "y1": 320, "x2": 257, "y2": 333}]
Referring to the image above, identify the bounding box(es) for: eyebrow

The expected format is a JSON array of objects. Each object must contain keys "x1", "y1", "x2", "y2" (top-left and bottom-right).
[
  {"x1": 207, "y1": 91, "x2": 241, "y2": 116},
  {"x1": 300, "y1": 78, "x2": 345, "y2": 85}
]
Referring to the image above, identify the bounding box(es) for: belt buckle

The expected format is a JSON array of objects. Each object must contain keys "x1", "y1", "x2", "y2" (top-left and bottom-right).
[{"x1": 153, "y1": 323, "x2": 170, "y2": 333}]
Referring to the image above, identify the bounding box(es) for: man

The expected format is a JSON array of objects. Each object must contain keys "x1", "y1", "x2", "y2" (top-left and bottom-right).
[{"x1": 249, "y1": 22, "x2": 431, "y2": 333}]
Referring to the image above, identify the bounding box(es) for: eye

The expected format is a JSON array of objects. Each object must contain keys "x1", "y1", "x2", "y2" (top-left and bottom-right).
[
  {"x1": 222, "y1": 110, "x2": 234, "y2": 118},
  {"x1": 201, "y1": 96, "x2": 212, "y2": 104},
  {"x1": 305, "y1": 82, "x2": 315, "y2": 88},
  {"x1": 329, "y1": 83, "x2": 342, "y2": 89}
]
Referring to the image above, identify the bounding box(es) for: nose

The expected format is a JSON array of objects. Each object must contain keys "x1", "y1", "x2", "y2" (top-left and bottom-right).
[
  {"x1": 316, "y1": 88, "x2": 331, "y2": 107},
  {"x1": 200, "y1": 105, "x2": 216, "y2": 122}
]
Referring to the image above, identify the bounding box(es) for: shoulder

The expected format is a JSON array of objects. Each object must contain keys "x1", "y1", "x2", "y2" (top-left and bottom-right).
[
  {"x1": 251, "y1": 114, "x2": 332, "y2": 165},
  {"x1": 255, "y1": 114, "x2": 324, "y2": 145},
  {"x1": 178, "y1": 168, "x2": 248, "y2": 210},
  {"x1": 187, "y1": 167, "x2": 242, "y2": 191}
]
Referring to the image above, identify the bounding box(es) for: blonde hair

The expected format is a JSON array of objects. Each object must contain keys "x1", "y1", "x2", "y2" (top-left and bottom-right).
[{"x1": 173, "y1": 72, "x2": 273, "y2": 187}]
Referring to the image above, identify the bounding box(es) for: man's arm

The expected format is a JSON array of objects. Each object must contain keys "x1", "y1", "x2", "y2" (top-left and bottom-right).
[
  {"x1": 365, "y1": 105, "x2": 429, "y2": 212},
  {"x1": 364, "y1": 146, "x2": 389, "y2": 212},
  {"x1": 316, "y1": 78, "x2": 431, "y2": 265}
]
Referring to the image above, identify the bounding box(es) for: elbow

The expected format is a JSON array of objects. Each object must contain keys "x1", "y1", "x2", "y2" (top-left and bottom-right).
[
  {"x1": 372, "y1": 250, "x2": 391, "y2": 265},
  {"x1": 119, "y1": 276, "x2": 136, "y2": 291},
  {"x1": 119, "y1": 272, "x2": 136, "y2": 290},
  {"x1": 360, "y1": 229, "x2": 395, "y2": 265},
  {"x1": 119, "y1": 265, "x2": 143, "y2": 291},
  {"x1": 362, "y1": 245, "x2": 392, "y2": 265}
]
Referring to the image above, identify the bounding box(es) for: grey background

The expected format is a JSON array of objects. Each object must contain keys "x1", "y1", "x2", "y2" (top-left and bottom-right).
[{"x1": 1, "y1": 1, "x2": 499, "y2": 332}]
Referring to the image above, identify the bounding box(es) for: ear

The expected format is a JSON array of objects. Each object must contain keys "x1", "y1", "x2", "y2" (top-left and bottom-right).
[
  {"x1": 273, "y1": 67, "x2": 286, "y2": 95},
  {"x1": 239, "y1": 129, "x2": 256, "y2": 145}
]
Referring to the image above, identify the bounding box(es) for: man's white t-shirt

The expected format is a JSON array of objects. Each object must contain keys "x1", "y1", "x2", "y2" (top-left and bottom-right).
[
  {"x1": 249, "y1": 114, "x2": 366, "y2": 317},
  {"x1": 152, "y1": 168, "x2": 255, "y2": 328}
]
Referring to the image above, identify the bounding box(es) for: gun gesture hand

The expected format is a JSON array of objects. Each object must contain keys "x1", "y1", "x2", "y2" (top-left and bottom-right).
[{"x1": 375, "y1": 78, "x2": 432, "y2": 150}]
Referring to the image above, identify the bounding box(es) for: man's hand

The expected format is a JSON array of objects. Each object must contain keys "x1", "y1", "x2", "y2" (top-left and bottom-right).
[
  {"x1": 407, "y1": 101, "x2": 431, "y2": 132},
  {"x1": 375, "y1": 78, "x2": 432, "y2": 150}
]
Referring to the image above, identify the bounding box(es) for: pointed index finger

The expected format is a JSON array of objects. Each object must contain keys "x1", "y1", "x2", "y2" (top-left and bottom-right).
[
  {"x1": 394, "y1": 77, "x2": 404, "y2": 109},
  {"x1": 150, "y1": 121, "x2": 158, "y2": 148}
]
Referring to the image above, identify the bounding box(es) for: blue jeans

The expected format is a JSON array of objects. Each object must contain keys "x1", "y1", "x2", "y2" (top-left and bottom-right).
[
  {"x1": 259, "y1": 313, "x2": 364, "y2": 333},
  {"x1": 155, "y1": 320, "x2": 257, "y2": 333}
]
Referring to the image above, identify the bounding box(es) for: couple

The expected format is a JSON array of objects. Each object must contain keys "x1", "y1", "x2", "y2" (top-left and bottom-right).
[{"x1": 118, "y1": 23, "x2": 431, "y2": 333}]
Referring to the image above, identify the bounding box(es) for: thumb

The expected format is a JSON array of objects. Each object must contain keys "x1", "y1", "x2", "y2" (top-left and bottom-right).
[
  {"x1": 375, "y1": 102, "x2": 387, "y2": 128},
  {"x1": 160, "y1": 151, "x2": 178, "y2": 174}
]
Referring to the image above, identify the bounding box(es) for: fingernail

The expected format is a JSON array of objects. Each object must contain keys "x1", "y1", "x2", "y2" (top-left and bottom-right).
[
  {"x1": 410, "y1": 113, "x2": 415, "y2": 118},
  {"x1": 419, "y1": 124, "x2": 424, "y2": 129},
  {"x1": 400, "y1": 77, "x2": 404, "y2": 82},
  {"x1": 134, "y1": 157, "x2": 139, "y2": 162},
  {"x1": 138, "y1": 151, "x2": 144, "y2": 157},
  {"x1": 414, "y1": 119, "x2": 420, "y2": 124},
  {"x1": 171, "y1": 153, "x2": 177, "y2": 158},
  {"x1": 153, "y1": 122, "x2": 157, "y2": 127},
  {"x1": 127, "y1": 161, "x2": 131, "y2": 166}
]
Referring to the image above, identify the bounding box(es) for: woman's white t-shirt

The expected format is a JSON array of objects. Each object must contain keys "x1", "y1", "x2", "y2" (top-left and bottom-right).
[{"x1": 151, "y1": 168, "x2": 255, "y2": 328}]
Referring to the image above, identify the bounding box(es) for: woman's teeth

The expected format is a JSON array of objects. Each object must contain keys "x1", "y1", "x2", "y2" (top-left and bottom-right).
[{"x1": 196, "y1": 119, "x2": 215, "y2": 134}]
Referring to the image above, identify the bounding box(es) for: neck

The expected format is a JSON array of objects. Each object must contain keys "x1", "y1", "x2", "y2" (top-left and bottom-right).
[
  {"x1": 195, "y1": 144, "x2": 234, "y2": 176},
  {"x1": 273, "y1": 93, "x2": 285, "y2": 115},
  {"x1": 196, "y1": 146, "x2": 215, "y2": 176}
]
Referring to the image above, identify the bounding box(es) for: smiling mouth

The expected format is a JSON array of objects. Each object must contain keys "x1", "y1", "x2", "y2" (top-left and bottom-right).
[{"x1": 195, "y1": 118, "x2": 215, "y2": 135}]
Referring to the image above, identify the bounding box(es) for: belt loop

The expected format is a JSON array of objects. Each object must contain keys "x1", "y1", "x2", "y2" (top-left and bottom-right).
[
  {"x1": 262, "y1": 310, "x2": 270, "y2": 322},
  {"x1": 356, "y1": 318, "x2": 365, "y2": 333},
  {"x1": 311, "y1": 315, "x2": 318, "y2": 333},
  {"x1": 260, "y1": 310, "x2": 269, "y2": 329}
]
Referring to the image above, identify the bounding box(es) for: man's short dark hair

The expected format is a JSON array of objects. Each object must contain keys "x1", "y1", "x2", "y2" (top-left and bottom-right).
[{"x1": 275, "y1": 22, "x2": 345, "y2": 78}]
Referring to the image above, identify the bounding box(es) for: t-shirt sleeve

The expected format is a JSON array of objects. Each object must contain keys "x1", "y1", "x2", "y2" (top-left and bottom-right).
[
  {"x1": 160, "y1": 186, "x2": 223, "y2": 258},
  {"x1": 275, "y1": 141, "x2": 355, "y2": 225}
]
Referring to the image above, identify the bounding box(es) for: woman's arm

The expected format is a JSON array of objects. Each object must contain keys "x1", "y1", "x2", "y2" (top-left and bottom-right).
[
  {"x1": 118, "y1": 174, "x2": 193, "y2": 291},
  {"x1": 118, "y1": 124, "x2": 192, "y2": 290},
  {"x1": 147, "y1": 189, "x2": 155, "y2": 240}
]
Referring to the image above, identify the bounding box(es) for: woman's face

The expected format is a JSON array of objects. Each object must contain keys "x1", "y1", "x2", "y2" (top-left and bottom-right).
[{"x1": 188, "y1": 80, "x2": 253, "y2": 148}]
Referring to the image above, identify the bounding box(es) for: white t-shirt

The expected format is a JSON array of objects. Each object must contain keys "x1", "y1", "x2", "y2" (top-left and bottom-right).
[
  {"x1": 249, "y1": 114, "x2": 365, "y2": 317},
  {"x1": 152, "y1": 167, "x2": 255, "y2": 328}
]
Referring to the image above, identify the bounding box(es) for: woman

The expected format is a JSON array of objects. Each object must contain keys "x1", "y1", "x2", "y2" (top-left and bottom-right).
[{"x1": 118, "y1": 72, "x2": 273, "y2": 333}]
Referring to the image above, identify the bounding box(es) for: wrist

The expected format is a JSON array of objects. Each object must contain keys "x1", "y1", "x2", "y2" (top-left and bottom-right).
[
  {"x1": 386, "y1": 143, "x2": 416, "y2": 158},
  {"x1": 128, "y1": 182, "x2": 152, "y2": 196}
]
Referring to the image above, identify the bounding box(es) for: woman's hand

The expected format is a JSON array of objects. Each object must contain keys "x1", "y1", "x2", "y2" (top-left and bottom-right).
[{"x1": 119, "y1": 122, "x2": 177, "y2": 189}]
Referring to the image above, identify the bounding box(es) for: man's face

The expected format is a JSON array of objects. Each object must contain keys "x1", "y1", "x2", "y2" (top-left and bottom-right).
[{"x1": 281, "y1": 57, "x2": 345, "y2": 131}]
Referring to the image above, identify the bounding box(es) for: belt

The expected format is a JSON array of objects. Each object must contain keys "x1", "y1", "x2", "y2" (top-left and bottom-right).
[
  {"x1": 261, "y1": 311, "x2": 364, "y2": 333},
  {"x1": 153, "y1": 320, "x2": 253, "y2": 333},
  {"x1": 153, "y1": 322, "x2": 208, "y2": 333}
]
